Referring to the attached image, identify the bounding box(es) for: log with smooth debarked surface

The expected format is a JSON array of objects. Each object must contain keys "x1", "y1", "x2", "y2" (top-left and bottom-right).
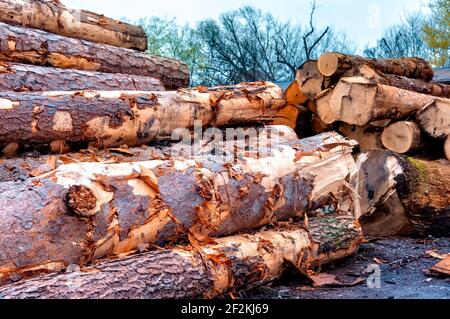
[
  {"x1": 318, "y1": 52, "x2": 434, "y2": 82},
  {"x1": 0, "y1": 215, "x2": 363, "y2": 299},
  {"x1": 0, "y1": 62, "x2": 165, "y2": 92},
  {"x1": 0, "y1": 82, "x2": 285, "y2": 151},
  {"x1": 0, "y1": 0, "x2": 148, "y2": 51},
  {"x1": 353, "y1": 150, "x2": 450, "y2": 237},
  {"x1": 0, "y1": 133, "x2": 357, "y2": 285},
  {"x1": 317, "y1": 77, "x2": 450, "y2": 126},
  {"x1": 0, "y1": 22, "x2": 188, "y2": 89}
]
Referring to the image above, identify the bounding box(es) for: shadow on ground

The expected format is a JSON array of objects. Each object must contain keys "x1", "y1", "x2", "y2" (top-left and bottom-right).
[{"x1": 242, "y1": 237, "x2": 450, "y2": 299}]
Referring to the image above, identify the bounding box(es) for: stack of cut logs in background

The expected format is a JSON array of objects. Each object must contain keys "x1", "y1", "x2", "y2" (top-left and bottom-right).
[
  {"x1": 276, "y1": 52, "x2": 450, "y2": 238},
  {"x1": 0, "y1": 0, "x2": 448, "y2": 299}
]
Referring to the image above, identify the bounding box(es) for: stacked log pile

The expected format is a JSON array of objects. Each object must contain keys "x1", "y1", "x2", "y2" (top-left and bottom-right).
[
  {"x1": 0, "y1": 2, "x2": 367, "y2": 299},
  {"x1": 287, "y1": 52, "x2": 450, "y2": 159},
  {"x1": 275, "y1": 53, "x2": 450, "y2": 238},
  {"x1": 0, "y1": 1, "x2": 447, "y2": 299}
]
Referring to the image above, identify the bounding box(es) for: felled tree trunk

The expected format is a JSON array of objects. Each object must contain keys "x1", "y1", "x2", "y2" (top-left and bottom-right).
[
  {"x1": 318, "y1": 77, "x2": 450, "y2": 126},
  {"x1": 0, "y1": 22, "x2": 188, "y2": 89},
  {"x1": 0, "y1": 82, "x2": 285, "y2": 150},
  {"x1": 318, "y1": 52, "x2": 434, "y2": 82},
  {"x1": 353, "y1": 150, "x2": 450, "y2": 237},
  {"x1": 416, "y1": 100, "x2": 450, "y2": 139},
  {"x1": 357, "y1": 65, "x2": 450, "y2": 98},
  {"x1": 0, "y1": 0, "x2": 148, "y2": 51},
  {"x1": 296, "y1": 61, "x2": 330, "y2": 100},
  {"x1": 0, "y1": 216, "x2": 362, "y2": 299},
  {"x1": 0, "y1": 62, "x2": 164, "y2": 92},
  {"x1": 0, "y1": 125, "x2": 299, "y2": 182},
  {"x1": 339, "y1": 124, "x2": 383, "y2": 152},
  {"x1": 273, "y1": 104, "x2": 300, "y2": 129},
  {"x1": 0, "y1": 133, "x2": 357, "y2": 284},
  {"x1": 381, "y1": 121, "x2": 423, "y2": 154}
]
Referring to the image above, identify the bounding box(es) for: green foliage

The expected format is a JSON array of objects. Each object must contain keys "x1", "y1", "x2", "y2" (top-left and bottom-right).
[
  {"x1": 131, "y1": 5, "x2": 355, "y2": 86},
  {"x1": 422, "y1": 0, "x2": 450, "y2": 66}
]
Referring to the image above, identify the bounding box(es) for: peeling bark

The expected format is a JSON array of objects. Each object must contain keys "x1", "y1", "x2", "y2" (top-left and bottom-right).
[
  {"x1": 0, "y1": 133, "x2": 357, "y2": 284},
  {"x1": 0, "y1": 62, "x2": 164, "y2": 92},
  {"x1": 0, "y1": 82, "x2": 285, "y2": 150},
  {"x1": 0, "y1": 0, "x2": 148, "y2": 50},
  {"x1": 353, "y1": 150, "x2": 450, "y2": 237},
  {"x1": 0, "y1": 216, "x2": 363, "y2": 299},
  {"x1": 0, "y1": 125, "x2": 299, "y2": 182},
  {"x1": 0, "y1": 22, "x2": 188, "y2": 89}
]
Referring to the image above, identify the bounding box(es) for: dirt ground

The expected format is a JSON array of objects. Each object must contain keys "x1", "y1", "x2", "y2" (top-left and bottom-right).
[{"x1": 242, "y1": 237, "x2": 450, "y2": 299}]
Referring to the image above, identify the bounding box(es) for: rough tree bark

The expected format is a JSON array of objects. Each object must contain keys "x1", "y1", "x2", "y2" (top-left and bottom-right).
[
  {"x1": 0, "y1": 82, "x2": 285, "y2": 150},
  {"x1": 381, "y1": 121, "x2": 423, "y2": 154},
  {"x1": 0, "y1": 62, "x2": 164, "y2": 92},
  {"x1": 317, "y1": 77, "x2": 450, "y2": 126},
  {"x1": 0, "y1": 125, "x2": 299, "y2": 182},
  {"x1": 318, "y1": 52, "x2": 434, "y2": 82},
  {"x1": 352, "y1": 150, "x2": 450, "y2": 237},
  {"x1": 0, "y1": 22, "x2": 188, "y2": 89},
  {"x1": 0, "y1": 216, "x2": 363, "y2": 299},
  {"x1": 0, "y1": 133, "x2": 357, "y2": 284},
  {"x1": 0, "y1": 0, "x2": 148, "y2": 51}
]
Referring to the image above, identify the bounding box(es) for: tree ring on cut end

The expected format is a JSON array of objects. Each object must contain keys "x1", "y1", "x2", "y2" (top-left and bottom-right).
[{"x1": 66, "y1": 185, "x2": 98, "y2": 217}]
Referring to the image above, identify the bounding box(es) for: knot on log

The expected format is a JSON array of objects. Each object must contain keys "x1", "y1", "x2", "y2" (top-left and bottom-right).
[{"x1": 66, "y1": 185, "x2": 98, "y2": 217}]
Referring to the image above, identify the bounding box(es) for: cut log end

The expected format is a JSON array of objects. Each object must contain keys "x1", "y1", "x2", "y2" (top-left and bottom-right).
[
  {"x1": 381, "y1": 121, "x2": 422, "y2": 154},
  {"x1": 317, "y1": 52, "x2": 340, "y2": 77}
]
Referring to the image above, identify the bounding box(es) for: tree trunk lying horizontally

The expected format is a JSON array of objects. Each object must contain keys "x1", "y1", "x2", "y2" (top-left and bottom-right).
[
  {"x1": 0, "y1": 22, "x2": 188, "y2": 89},
  {"x1": 0, "y1": 62, "x2": 164, "y2": 92},
  {"x1": 353, "y1": 150, "x2": 450, "y2": 237},
  {"x1": 317, "y1": 77, "x2": 450, "y2": 126},
  {"x1": 356, "y1": 65, "x2": 450, "y2": 98},
  {"x1": 0, "y1": 133, "x2": 357, "y2": 284},
  {"x1": 0, "y1": 0, "x2": 148, "y2": 51},
  {"x1": 381, "y1": 121, "x2": 423, "y2": 154},
  {"x1": 318, "y1": 52, "x2": 434, "y2": 82},
  {"x1": 0, "y1": 82, "x2": 285, "y2": 150},
  {"x1": 0, "y1": 215, "x2": 362, "y2": 299},
  {"x1": 0, "y1": 125, "x2": 299, "y2": 182}
]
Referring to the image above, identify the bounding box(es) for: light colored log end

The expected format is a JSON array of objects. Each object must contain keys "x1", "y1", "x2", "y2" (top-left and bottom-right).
[
  {"x1": 318, "y1": 52, "x2": 340, "y2": 77},
  {"x1": 381, "y1": 121, "x2": 422, "y2": 154}
]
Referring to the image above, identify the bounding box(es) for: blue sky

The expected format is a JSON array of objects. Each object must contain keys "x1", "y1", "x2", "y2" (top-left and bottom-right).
[{"x1": 62, "y1": 0, "x2": 430, "y2": 50}]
